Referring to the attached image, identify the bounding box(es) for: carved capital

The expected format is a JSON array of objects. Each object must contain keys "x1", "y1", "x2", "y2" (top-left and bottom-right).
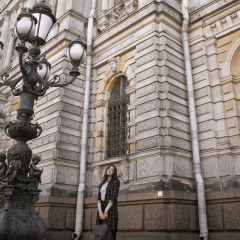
[
  {"x1": 92, "y1": 166, "x2": 102, "y2": 187},
  {"x1": 118, "y1": 161, "x2": 129, "y2": 183},
  {"x1": 97, "y1": 0, "x2": 138, "y2": 33},
  {"x1": 125, "y1": 0, "x2": 138, "y2": 15},
  {"x1": 98, "y1": 20, "x2": 110, "y2": 32}
]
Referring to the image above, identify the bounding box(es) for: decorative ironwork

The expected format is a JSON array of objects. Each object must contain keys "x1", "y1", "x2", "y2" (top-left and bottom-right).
[
  {"x1": 0, "y1": 3, "x2": 86, "y2": 240},
  {"x1": 106, "y1": 76, "x2": 129, "y2": 158}
]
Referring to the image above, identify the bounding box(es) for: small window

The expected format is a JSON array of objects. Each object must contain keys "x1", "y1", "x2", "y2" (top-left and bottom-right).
[{"x1": 106, "y1": 76, "x2": 129, "y2": 158}]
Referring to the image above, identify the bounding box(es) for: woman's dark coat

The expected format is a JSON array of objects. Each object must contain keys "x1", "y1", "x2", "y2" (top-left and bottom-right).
[{"x1": 96, "y1": 179, "x2": 120, "y2": 231}]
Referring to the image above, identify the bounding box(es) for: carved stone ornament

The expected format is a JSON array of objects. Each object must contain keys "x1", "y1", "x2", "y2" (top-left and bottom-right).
[
  {"x1": 98, "y1": 20, "x2": 111, "y2": 32},
  {"x1": 97, "y1": 0, "x2": 138, "y2": 32},
  {"x1": 125, "y1": 0, "x2": 138, "y2": 15},
  {"x1": 109, "y1": 9, "x2": 121, "y2": 24},
  {"x1": 118, "y1": 162, "x2": 129, "y2": 183},
  {"x1": 108, "y1": 57, "x2": 119, "y2": 73},
  {"x1": 92, "y1": 166, "x2": 102, "y2": 187}
]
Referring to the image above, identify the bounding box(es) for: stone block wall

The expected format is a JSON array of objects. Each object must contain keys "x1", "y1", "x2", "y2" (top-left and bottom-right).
[
  {"x1": 79, "y1": 189, "x2": 240, "y2": 240},
  {"x1": 30, "y1": 54, "x2": 85, "y2": 196},
  {"x1": 89, "y1": 0, "x2": 194, "y2": 194}
]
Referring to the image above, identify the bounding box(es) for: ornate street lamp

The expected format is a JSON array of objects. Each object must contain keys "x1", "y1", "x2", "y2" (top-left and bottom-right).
[{"x1": 0, "y1": 1, "x2": 86, "y2": 240}]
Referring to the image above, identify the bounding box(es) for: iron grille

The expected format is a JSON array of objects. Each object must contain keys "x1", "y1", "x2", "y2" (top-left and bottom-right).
[{"x1": 106, "y1": 77, "x2": 129, "y2": 158}]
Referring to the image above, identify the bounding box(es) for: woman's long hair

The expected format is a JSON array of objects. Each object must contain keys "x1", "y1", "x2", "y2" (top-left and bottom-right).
[{"x1": 102, "y1": 165, "x2": 118, "y2": 184}]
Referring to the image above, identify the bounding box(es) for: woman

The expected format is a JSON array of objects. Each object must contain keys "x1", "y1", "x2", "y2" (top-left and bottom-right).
[{"x1": 96, "y1": 165, "x2": 120, "y2": 240}]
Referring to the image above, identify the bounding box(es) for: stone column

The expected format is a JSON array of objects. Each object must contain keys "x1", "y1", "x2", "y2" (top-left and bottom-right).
[
  {"x1": 4, "y1": 29, "x2": 15, "y2": 67},
  {"x1": 102, "y1": 0, "x2": 109, "y2": 10},
  {"x1": 56, "y1": 0, "x2": 67, "y2": 19},
  {"x1": 138, "y1": 0, "x2": 148, "y2": 8},
  {"x1": 27, "y1": 0, "x2": 37, "y2": 9},
  {"x1": 109, "y1": 0, "x2": 115, "y2": 8},
  {"x1": 0, "y1": 12, "x2": 10, "y2": 69}
]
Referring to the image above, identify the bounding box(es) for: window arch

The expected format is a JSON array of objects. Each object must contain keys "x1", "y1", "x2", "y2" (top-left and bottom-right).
[
  {"x1": 106, "y1": 76, "x2": 129, "y2": 158},
  {"x1": 234, "y1": 50, "x2": 240, "y2": 76}
]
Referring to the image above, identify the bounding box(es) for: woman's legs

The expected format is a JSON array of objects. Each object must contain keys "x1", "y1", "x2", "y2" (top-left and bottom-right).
[
  {"x1": 101, "y1": 200, "x2": 117, "y2": 239},
  {"x1": 111, "y1": 230, "x2": 117, "y2": 240}
]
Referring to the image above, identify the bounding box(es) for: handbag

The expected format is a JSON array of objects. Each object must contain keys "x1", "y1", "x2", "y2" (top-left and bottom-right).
[{"x1": 94, "y1": 221, "x2": 113, "y2": 240}]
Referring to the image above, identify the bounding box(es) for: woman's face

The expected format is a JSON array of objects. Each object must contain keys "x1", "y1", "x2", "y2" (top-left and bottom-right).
[{"x1": 106, "y1": 166, "x2": 114, "y2": 176}]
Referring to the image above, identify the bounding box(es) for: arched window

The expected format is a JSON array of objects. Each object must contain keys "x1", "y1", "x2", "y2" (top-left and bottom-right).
[{"x1": 106, "y1": 76, "x2": 129, "y2": 158}]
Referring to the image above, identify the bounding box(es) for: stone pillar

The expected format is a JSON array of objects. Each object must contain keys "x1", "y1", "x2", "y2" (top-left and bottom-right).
[
  {"x1": 102, "y1": 0, "x2": 109, "y2": 10},
  {"x1": 27, "y1": 0, "x2": 37, "y2": 9},
  {"x1": 0, "y1": 12, "x2": 10, "y2": 69},
  {"x1": 65, "y1": 0, "x2": 85, "y2": 14},
  {"x1": 4, "y1": 29, "x2": 15, "y2": 67},
  {"x1": 56, "y1": 0, "x2": 67, "y2": 18},
  {"x1": 108, "y1": 0, "x2": 113, "y2": 8},
  {"x1": 138, "y1": 0, "x2": 149, "y2": 8}
]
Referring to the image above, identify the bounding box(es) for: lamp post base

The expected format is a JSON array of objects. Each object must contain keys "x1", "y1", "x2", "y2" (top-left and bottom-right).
[{"x1": 0, "y1": 186, "x2": 46, "y2": 240}]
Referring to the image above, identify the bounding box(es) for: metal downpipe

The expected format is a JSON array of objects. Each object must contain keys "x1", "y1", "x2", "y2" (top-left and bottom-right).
[
  {"x1": 72, "y1": 0, "x2": 97, "y2": 239},
  {"x1": 181, "y1": 1, "x2": 208, "y2": 239}
]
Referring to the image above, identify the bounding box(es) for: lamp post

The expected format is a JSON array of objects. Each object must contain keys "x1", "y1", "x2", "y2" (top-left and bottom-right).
[{"x1": 0, "y1": 1, "x2": 86, "y2": 240}]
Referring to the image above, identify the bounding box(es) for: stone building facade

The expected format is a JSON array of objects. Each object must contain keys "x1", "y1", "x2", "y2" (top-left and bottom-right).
[{"x1": 0, "y1": 0, "x2": 240, "y2": 239}]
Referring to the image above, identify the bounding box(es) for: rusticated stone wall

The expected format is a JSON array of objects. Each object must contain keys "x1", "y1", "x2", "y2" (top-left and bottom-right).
[
  {"x1": 31, "y1": 55, "x2": 85, "y2": 197},
  {"x1": 89, "y1": 0, "x2": 193, "y2": 195},
  {"x1": 33, "y1": 188, "x2": 240, "y2": 240},
  {"x1": 79, "y1": 189, "x2": 240, "y2": 240}
]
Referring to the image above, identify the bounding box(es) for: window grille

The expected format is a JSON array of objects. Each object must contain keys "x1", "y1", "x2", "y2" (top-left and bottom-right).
[{"x1": 106, "y1": 76, "x2": 129, "y2": 158}]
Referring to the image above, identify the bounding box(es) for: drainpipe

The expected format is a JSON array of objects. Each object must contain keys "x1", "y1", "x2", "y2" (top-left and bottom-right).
[
  {"x1": 181, "y1": 1, "x2": 208, "y2": 240},
  {"x1": 72, "y1": 0, "x2": 96, "y2": 239}
]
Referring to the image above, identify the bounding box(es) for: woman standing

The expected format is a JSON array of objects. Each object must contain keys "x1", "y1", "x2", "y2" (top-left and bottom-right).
[{"x1": 96, "y1": 165, "x2": 120, "y2": 240}]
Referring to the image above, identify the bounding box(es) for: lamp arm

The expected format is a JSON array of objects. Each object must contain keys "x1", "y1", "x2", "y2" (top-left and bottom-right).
[
  {"x1": 0, "y1": 74, "x2": 23, "y2": 89},
  {"x1": 9, "y1": 76, "x2": 24, "y2": 90},
  {"x1": 48, "y1": 72, "x2": 80, "y2": 87}
]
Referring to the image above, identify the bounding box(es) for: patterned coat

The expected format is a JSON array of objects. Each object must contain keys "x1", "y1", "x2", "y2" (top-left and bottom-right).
[{"x1": 96, "y1": 179, "x2": 120, "y2": 231}]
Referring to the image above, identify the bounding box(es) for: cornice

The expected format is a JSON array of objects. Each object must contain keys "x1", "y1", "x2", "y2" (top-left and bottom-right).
[
  {"x1": 93, "y1": 1, "x2": 182, "y2": 48},
  {"x1": 204, "y1": 8, "x2": 240, "y2": 39},
  {"x1": 56, "y1": 9, "x2": 87, "y2": 23},
  {"x1": 190, "y1": 0, "x2": 238, "y2": 23}
]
